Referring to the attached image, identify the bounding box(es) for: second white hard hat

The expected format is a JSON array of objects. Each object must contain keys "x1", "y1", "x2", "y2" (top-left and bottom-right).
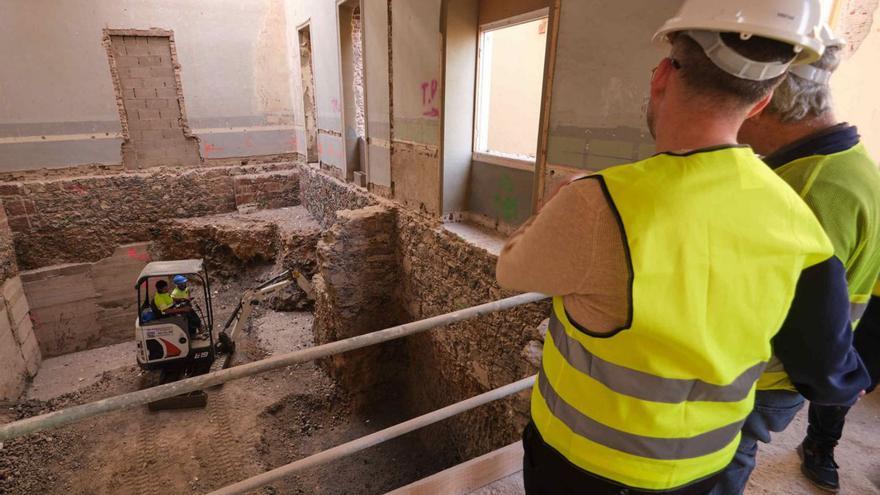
[
  {"x1": 654, "y1": 0, "x2": 826, "y2": 81},
  {"x1": 789, "y1": 25, "x2": 847, "y2": 85}
]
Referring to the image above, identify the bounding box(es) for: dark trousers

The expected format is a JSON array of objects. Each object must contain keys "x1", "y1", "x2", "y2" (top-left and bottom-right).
[
  {"x1": 709, "y1": 390, "x2": 805, "y2": 495},
  {"x1": 184, "y1": 310, "x2": 202, "y2": 334},
  {"x1": 522, "y1": 421, "x2": 722, "y2": 495},
  {"x1": 807, "y1": 403, "x2": 850, "y2": 450}
]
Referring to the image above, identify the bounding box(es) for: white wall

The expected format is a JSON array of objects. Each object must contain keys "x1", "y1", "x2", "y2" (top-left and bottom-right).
[
  {"x1": 0, "y1": 0, "x2": 297, "y2": 169},
  {"x1": 364, "y1": 0, "x2": 392, "y2": 188},
  {"x1": 833, "y1": 4, "x2": 880, "y2": 160},
  {"x1": 285, "y1": 0, "x2": 346, "y2": 172}
]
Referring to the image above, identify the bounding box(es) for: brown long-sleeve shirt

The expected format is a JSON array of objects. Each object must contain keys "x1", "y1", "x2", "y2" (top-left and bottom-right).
[{"x1": 496, "y1": 179, "x2": 631, "y2": 334}]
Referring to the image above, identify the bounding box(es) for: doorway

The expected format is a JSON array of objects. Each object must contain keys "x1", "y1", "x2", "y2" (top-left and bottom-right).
[{"x1": 298, "y1": 24, "x2": 318, "y2": 163}]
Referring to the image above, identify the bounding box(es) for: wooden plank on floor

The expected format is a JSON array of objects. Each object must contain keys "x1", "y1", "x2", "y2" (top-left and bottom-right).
[{"x1": 386, "y1": 442, "x2": 522, "y2": 495}]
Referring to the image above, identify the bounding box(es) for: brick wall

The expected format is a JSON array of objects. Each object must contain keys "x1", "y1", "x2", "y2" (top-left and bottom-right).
[
  {"x1": 233, "y1": 170, "x2": 300, "y2": 210},
  {"x1": 108, "y1": 33, "x2": 202, "y2": 169},
  {"x1": 2, "y1": 162, "x2": 300, "y2": 269}
]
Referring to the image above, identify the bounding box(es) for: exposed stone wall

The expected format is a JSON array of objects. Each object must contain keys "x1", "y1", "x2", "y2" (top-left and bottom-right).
[
  {"x1": 395, "y1": 208, "x2": 550, "y2": 460},
  {"x1": 299, "y1": 164, "x2": 376, "y2": 228},
  {"x1": 313, "y1": 205, "x2": 407, "y2": 401},
  {"x1": 154, "y1": 207, "x2": 322, "y2": 309},
  {"x1": 0, "y1": 204, "x2": 18, "y2": 284},
  {"x1": 2, "y1": 162, "x2": 300, "y2": 269},
  {"x1": 0, "y1": 200, "x2": 40, "y2": 400},
  {"x1": 304, "y1": 168, "x2": 549, "y2": 461},
  {"x1": 20, "y1": 243, "x2": 151, "y2": 358}
]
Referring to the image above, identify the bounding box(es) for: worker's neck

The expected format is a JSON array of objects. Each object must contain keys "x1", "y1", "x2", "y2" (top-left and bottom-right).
[
  {"x1": 653, "y1": 109, "x2": 741, "y2": 155},
  {"x1": 766, "y1": 112, "x2": 839, "y2": 156}
]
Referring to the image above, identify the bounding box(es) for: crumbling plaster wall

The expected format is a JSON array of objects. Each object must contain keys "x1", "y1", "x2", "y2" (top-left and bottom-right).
[
  {"x1": 0, "y1": 0, "x2": 297, "y2": 171},
  {"x1": 833, "y1": 0, "x2": 880, "y2": 160},
  {"x1": 2, "y1": 162, "x2": 300, "y2": 270},
  {"x1": 301, "y1": 166, "x2": 549, "y2": 461},
  {"x1": 0, "y1": 202, "x2": 40, "y2": 400}
]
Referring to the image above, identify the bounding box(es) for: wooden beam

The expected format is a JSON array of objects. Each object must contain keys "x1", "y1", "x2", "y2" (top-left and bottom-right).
[{"x1": 386, "y1": 442, "x2": 523, "y2": 495}]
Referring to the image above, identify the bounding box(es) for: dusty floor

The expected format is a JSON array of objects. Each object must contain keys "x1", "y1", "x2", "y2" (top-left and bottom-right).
[
  {"x1": 0, "y1": 269, "x2": 451, "y2": 495},
  {"x1": 473, "y1": 393, "x2": 880, "y2": 495}
]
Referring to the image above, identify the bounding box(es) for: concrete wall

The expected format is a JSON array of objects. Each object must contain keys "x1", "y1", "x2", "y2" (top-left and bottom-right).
[
  {"x1": 467, "y1": 161, "x2": 534, "y2": 228},
  {"x1": 442, "y1": 0, "x2": 479, "y2": 215},
  {"x1": 390, "y1": 0, "x2": 445, "y2": 215},
  {"x1": 542, "y1": 0, "x2": 675, "y2": 180},
  {"x1": 2, "y1": 162, "x2": 300, "y2": 269},
  {"x1": 0, "y1": 0, "x2": 296, "y2": 170},
  {"x1": 364, "y1": 0, "x2": 393, "y2": 191},
  {"x1": 20, "y1": 243, "x2": 150, "y2": 358},
  {"x1": 0, "y1": 202, "x2": 40, "y2": 400}
]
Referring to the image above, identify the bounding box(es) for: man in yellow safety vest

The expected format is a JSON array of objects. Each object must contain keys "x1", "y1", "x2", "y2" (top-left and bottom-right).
[
  {"x1": 713, "y1": 26, "x2": 880, "y2": 493},
  {"x1": 496, "y1": 1, "x2": 870, "y2": 493}
]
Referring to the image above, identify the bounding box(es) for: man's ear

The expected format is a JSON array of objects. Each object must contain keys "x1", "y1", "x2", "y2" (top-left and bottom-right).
[
  {"x1": 650, "y1": 57, "x2": 675, "y2": 98},
  {"x1": 746, "y1": 90, "x2": 774, "y2": 119}
]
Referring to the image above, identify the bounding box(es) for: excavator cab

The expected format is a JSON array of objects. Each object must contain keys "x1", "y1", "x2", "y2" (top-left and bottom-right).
[{"x1": 135, "y1": 259, "x2": 219, "y2": 374}]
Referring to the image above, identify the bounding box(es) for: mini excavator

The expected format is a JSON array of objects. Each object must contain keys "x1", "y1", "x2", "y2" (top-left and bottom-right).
[{"x1": 134, "y1": 260, "x2": 313, "y2": 410}]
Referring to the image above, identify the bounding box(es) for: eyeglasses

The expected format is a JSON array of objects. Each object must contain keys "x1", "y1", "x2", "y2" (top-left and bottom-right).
[{"x1": 651, "y1": 57, "x2": 682, "y2": 78}]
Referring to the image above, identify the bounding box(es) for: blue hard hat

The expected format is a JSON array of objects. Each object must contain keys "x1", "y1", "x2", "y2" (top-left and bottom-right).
[{"x1": 173, "y1": 275, "x2": 188, "y2": 285}]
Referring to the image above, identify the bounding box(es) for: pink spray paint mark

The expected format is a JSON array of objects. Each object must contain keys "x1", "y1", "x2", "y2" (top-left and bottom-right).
[
  {"x1": 421, "y1": 79, "x2": 440, "y2": 117},
  {"x1": 127, "y1": 247, "x2": 151, "y2": 262},
  {"x1": 203, "y1": 143, "x2": 224, "y2": 156}
]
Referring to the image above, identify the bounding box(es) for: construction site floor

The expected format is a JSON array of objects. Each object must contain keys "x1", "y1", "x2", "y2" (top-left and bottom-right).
[
  {"x1": 470, "y1": 392, "x2": 880, "y2": 495},
  {"x1": 0, "y1": 268, "x2": 451, "y2": 494}
]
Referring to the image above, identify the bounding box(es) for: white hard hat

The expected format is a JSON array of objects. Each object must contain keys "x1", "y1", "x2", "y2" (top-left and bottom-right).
[
  {"x1": 789, "y1": 25, "x2": 847, "y2": 84},
  {"x1": 654, "y1": 0, "x2": 826, "y2": 81}
]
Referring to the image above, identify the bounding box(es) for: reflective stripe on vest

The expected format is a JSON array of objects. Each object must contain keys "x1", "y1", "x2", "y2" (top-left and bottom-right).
[
  {"x1": 537, "y1": 370, "x2": 746, "y2": 460},
  {"x1": 531, "y1": 147, "x2": 833, "y2": 490},
  {"x1": 547, "y1": 315, "x2": 766, "y2": 403}
]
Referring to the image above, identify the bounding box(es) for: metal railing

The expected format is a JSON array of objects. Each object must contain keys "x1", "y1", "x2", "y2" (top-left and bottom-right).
[
  {"x1": 210, "y1": 376, "x2": 537, "y2": 495},
  {"x1": 0, "y1": 292, "x2": 547, "y2": 442}
]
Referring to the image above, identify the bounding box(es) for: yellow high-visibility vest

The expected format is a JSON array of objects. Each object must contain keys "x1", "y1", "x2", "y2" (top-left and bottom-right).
[
  {"x1": 758, "y1": 144, "x2": 880, "y2": 391},
  {"x1": 532, "y1": 146, "x2": 833, "y2": 490},
  {"x1": 171, "y1": 287, "x2": 190, "y2": 300}
]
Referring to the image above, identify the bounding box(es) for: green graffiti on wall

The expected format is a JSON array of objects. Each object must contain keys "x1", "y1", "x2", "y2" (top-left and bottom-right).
[{"x1": 493, "y1": 173, "x2": 519, "y2": 223}]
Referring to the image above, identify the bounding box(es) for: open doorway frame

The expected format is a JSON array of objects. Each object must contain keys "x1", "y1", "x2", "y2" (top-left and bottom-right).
[
  {"x1": 336, "y1": 0, "x2": 370, "y2": 185},
  {"x1": 298, "y1": 21, "x2": 319, "y2": 163}
]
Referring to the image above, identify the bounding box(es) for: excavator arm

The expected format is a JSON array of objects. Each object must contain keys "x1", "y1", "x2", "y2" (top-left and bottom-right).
[{"x1": 220, "y1": 270, "x2": 314, "y2": 345}]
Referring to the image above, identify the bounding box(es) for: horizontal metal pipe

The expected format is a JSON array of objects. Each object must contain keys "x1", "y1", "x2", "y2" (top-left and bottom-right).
[
  {"x1": 0, "y1": 292, "x2": 547, "y2": 441},
  {"x1": 209, "y1": 375, "x2": 537, "y2": 495}
]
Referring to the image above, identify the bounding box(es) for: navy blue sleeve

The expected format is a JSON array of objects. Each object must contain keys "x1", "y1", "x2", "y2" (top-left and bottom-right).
[
  {"x1": 854, "y1": 296, "x2": 880, "y2": 393},
  {"x1": 772, "y1": 257, "x2": 871, "y2": 406}
]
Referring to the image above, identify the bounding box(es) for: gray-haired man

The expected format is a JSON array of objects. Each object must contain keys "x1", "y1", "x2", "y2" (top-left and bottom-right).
[{"x1": 713, "y1": 27, "x2": 880, "y2": 494}]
